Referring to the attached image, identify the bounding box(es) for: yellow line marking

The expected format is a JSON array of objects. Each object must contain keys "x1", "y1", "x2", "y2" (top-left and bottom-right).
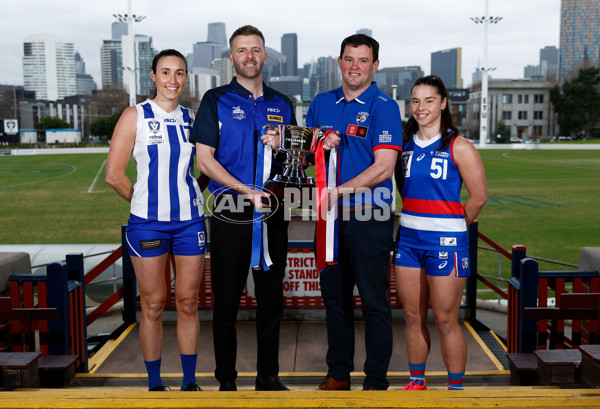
[
  {"x1": 87, "y1": 323, "x2": 136, "y2": 374},
  {"x1": 1, "y1": 388, "x2": 599, "y2": 408},
  {"x1": 489, "y1": 328, "x2": 508, "y2": 352},
  {"x1": 463, "y1": 321, "x2": 505, "y2": 371}
]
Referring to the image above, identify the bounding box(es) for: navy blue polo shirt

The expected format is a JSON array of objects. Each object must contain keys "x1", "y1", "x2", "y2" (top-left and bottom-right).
[
  {"x1": 190, "y1": 77, "x2": 297, "y2": 195},
  {"x1": 306, "y1": 82, "x2": 402, "y2": 207}
]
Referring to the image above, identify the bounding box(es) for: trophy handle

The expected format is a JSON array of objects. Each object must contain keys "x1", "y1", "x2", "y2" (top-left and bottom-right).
[
  {"x1": 261, "y1": 124, "x2": 284, "y2": 150},
  {"x1": 310, "y1": 128, "x2": 325, "y2": 152}
]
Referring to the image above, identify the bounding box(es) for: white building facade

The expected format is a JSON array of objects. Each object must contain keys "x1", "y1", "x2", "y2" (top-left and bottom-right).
[
  {"x1": 23, "y1": 34, "x2": 77, "y2": 101},
  {"x1": 468, "y1": 80, "x2": 558, "y2": 142}
]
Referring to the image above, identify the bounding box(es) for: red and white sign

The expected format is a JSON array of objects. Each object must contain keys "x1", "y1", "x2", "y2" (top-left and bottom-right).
[{"x1": 247, "y1": 253, "x2": 321, "y2": 297}]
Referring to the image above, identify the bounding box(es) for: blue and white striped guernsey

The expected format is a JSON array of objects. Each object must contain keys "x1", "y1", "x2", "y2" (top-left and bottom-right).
[{"x1": 130, "y1": 99, "x2": 204, "y2": 222}]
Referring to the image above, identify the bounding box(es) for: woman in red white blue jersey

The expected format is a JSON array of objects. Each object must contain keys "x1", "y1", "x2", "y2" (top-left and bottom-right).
[{"x1": 394, "y1": 75, "x2": 487, "y2": 391}]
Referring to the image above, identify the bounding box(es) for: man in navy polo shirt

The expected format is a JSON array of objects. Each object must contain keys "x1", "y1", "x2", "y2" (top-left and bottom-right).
[
  {"x1": 191, "y1": 25, "x2": 296, "y2": 392},
  {"x1": 307, "y1": 34, "x2": 402, "y2": 391}
]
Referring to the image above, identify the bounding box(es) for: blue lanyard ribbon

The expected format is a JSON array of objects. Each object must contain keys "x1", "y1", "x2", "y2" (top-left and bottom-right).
[{"x1": 251, "y1": 130, "x2": 273, "y2": 270}]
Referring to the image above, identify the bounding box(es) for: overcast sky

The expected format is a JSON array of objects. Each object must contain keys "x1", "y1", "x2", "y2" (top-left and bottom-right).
[{"x1": 1, "y1": 0, "x2": 561, "y2": 88}]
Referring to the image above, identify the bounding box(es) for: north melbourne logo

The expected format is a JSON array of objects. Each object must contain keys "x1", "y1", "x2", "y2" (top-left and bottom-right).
[{"x1": 232, "y1": 106, "x2": 246, "y2": 120}]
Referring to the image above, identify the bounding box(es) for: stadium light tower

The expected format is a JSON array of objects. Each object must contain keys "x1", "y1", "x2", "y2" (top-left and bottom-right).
[
  {"x1": 113, "y1": 0, "x2": 146, "y2": 107},
  {"x1": 471, "y1": 0, "x2": 502, "y2": 146}
]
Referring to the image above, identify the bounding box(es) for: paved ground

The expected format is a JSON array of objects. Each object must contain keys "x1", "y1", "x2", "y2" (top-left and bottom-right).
[{"x1": 82, "y1": 306, "x2": 509, "y2": 390}]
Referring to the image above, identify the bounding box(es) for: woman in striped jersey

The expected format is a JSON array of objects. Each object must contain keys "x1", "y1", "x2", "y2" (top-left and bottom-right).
[
  {"x1": 106, "y1": 49, "x2": 206, "y2": 392},
  {"x1": 393, "y1": 75, "x2": 487, "y2": 391}
]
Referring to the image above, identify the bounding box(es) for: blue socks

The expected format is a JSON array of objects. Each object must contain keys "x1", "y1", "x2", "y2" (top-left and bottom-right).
[
  {"x1": 408, "y1": 362, "x2": 426, "y2": 384},
  {"x1": 181, "y1": 353, "x2": 198, "y2": 386},
  {"x1": 144, "y1": 358, "x2": 163, "y2": 390},
  {"x1": 448, "y1": 371, "x2": 465, "y2": 390}
]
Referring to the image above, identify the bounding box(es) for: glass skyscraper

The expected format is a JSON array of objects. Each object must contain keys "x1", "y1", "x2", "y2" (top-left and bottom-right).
[
  {"x1": 207, "y1": 22, "x2": 227, "y2": 48},
  {"x1": 281, "y1": 33, "x2": 298, "y2": 76},
  {"x1": 559, "y1": 0, "x2": 600, "y2": 82},
  {"x1": 431, "y1": 48, "x2": 462, "y2": 89}
]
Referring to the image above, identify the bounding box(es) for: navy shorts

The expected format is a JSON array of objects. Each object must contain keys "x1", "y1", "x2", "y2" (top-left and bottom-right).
[
  {"x1": 126, "y1": 214, "x2": 207, "y2": 257},
  {"x1": 393, "y1": 245, "x2": 470, "y2": 277}
]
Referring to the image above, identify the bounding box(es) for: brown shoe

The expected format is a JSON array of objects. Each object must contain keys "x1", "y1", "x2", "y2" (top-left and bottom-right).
[
  {"x1": 318, "y1": 376, "x2": 350, "y2": 390},
  {"x1": 362, "y1": 386, "x2": 376, "y2": 391}
]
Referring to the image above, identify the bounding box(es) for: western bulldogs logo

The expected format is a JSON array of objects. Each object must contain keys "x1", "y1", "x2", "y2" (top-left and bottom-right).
[{"x1": 356, "y1": 112, "x2": 369, "y2": 123}]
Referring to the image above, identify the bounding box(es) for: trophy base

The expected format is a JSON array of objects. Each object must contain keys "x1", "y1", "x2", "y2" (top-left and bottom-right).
[{"x1": 267, "y1": 179, "x2": 314, "y2": 207}]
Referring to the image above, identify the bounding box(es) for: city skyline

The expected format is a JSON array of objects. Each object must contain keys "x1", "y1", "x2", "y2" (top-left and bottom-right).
[{"x1": 0, "y1": 0, "x2": 562, "y2": 88}]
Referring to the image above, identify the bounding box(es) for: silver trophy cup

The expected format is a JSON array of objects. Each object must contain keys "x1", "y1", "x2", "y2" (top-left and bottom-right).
[{"x1": 264, "y1": 125, "x2": 323, "y2": 200}]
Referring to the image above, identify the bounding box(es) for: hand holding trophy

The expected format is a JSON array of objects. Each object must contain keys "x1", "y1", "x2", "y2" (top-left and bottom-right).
[{"x1": 262, "y1": 124, "x2": 324, "y2": 204}]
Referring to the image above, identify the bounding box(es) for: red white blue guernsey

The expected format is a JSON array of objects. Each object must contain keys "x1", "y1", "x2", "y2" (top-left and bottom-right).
[
  {"x1": 399, "y1": 133, "x2": 467, "y2": 251},
  {"x1": 130, "y1": 99, "x2": 204, "y2": 222}
]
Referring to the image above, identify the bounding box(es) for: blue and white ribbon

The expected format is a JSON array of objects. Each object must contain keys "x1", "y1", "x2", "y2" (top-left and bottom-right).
[{"x1": 251, "y1": 131, "x2": 273, "y2": 270}]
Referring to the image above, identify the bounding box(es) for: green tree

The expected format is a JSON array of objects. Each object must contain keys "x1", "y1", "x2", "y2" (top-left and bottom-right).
[
  {"x1": 90, "y1": 117, "x2": 109, "y2": 137},
  {"x1": 90, "y1": 110, "x2": 124, "y2": 139},
  {"x1": 550, "y1": 67, "x2": 600, "y2": 139},
  {"x1": 34, "y1": 116, "x2": 71, "y2": 131}
]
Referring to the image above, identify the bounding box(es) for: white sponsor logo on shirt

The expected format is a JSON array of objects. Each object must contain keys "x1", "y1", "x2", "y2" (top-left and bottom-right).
[
  {"x1": 148, "y1": 133, "x2": 164, "y2": 144},
  {"x1": 233, "y1": 106, "x2": 246, "y2": 120},
  {"x1": 379, "y1": 131, "x2": 392, "y2": 143},
  {"x1": 440, "y1": 237, "x2": 457, "y2": 247}
]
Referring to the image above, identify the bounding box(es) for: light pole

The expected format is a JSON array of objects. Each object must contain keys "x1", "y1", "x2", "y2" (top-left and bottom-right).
[
  {"x1": 471, "y1": 0, "x2": 502, "y2": 146},
  {"x1": 113, "y1": 0, "x2": 146, "y2": 107}
]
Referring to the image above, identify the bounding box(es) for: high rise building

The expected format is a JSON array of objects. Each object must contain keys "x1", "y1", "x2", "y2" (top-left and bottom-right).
[
  {"x1": 281, "y1": 33, "x2": 298, "y2": 76},
  {"x1": 524, "y1": 46, "x2": 559, "y2": 81},
  {"x1": 263, "y1": 47, "x2": 286, "y2": 82},
  {"x1": 75, "y1": 51, "x2": 97, "y2": 96},
  {"x1": 431, "y1": 48, "x2": 462, "y2": 88},
  {"x1": 315, "y1": 56, "x2": 340, "y2": 93},
  {"x1": 101, "y1": 22, "x2": 155, "y2": 96},
  {"x1": 207, "y1": 22, "x2": 227, "y2": 48},
  {"x1": 126, "y1": 35, "x2": 156, "y2": 97},
  {"x1": 472, "y1": 69, "x2": 483, "y2": 86},
  {"x1": 188, "y1": 67, "x2": 219, "y2": 100},
  {"x1": 375, "y1": 66, "x2": 424, "y2": 100},
  {"x1": 524, "y1": 64, "x2": 544, "y2": 80},
  {"x1": 100, "y1": 39, "x2": 123, "y2": 88},
  {"x1": 101, "y1": 22, "x2": 128, "y2": 89},
  {"x1": 356, "y1": 28, "x2": 373, "y2": 37},
  {"x1": 111, "y1": 22, "x2": 128, "y2": 41},
  {"x1": 191, "y1": 42, "x2": 223, "y2": 69},
  {"x1": 23, "y1": 34, "x2": 77, "y2": 101},
  {"x1": 211, "y1": 58, "x2": 234, "y2": 87},
  {"x1": 540, "y1": 46, "x2": 559, "y2": 81},
  {"x1": 559, "y1": 0, "x2": 600, "y2": 82}
]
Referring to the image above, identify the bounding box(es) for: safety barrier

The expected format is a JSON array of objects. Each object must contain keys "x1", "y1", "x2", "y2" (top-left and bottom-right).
[
  {"x1": 507, "y1": 246, "x2": 600, "y2": 353},
  {"x1": 134, "y1": 225, "x2": 480, "y2": 314},
  {"x1": 8, "y1": 254, "x2": 88, "y2": 371}
]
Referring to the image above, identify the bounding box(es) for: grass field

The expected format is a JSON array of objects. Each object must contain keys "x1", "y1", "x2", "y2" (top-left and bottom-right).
[{"x1": 1, "y1": 149, "x2": 599, "y2": 290}]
